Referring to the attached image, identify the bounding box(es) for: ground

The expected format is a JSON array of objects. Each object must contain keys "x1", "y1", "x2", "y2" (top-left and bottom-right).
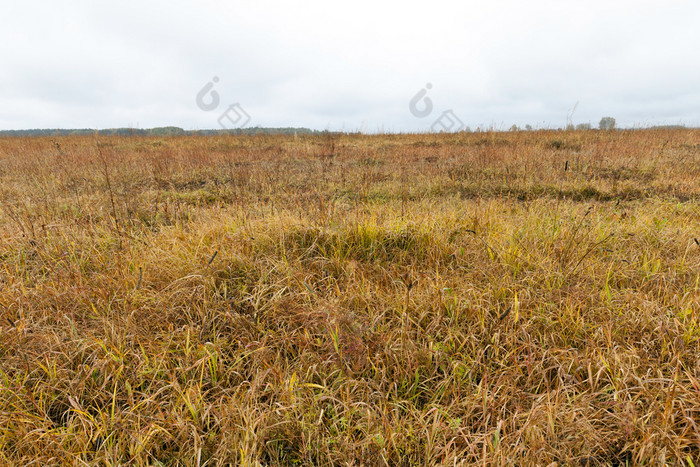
[{"x1": 0, "y1": 129, "x2": 699, "y2": 465}]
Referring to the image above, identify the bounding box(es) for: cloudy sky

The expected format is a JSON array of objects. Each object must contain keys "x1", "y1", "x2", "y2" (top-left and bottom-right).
[{"x1": 1, "y1": 0, "x2": 699, "y2": 132}]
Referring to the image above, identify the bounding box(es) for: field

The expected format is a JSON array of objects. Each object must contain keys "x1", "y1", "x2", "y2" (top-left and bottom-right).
[{"x1": 1, "y1": 129, "x2": 700, "y2": 465}]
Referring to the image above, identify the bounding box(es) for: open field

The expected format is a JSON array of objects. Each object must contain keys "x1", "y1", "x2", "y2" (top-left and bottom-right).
[{"x1": 1, "y1": 129, "x2": 700, "y2": 465}]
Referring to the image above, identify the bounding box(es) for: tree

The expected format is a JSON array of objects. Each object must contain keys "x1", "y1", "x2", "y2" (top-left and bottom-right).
[
  {"x1": 576, "y1": 123, "x2": 592, "y2": 130},
  {"x1": 599, "y1": 117, "x2": 616, "y2": 130}
]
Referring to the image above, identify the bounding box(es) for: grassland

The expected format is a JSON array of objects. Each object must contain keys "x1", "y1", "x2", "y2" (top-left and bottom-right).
[{"x1": 0, "y1": 129, "x2": 699, "y2": 465}]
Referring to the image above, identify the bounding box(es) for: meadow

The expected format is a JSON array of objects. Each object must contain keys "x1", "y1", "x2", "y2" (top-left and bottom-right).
[{"x1": 0, "y1": 129, "x2": 699, "y2": 465}]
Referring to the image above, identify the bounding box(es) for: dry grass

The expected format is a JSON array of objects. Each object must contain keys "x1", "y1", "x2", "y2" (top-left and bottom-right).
[{"x1": 0, "y1": 129, "x2": 700, "y2": 465}]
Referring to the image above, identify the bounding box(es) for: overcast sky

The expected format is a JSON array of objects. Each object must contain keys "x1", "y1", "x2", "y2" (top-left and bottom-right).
[{"x1": 1, "y1": 0, "x2": 699, "y2": 132}]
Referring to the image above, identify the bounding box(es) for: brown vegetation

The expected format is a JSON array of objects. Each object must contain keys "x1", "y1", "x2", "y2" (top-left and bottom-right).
[{"x1": 1, "y1": 129, "x2": 699, "y2": 465}]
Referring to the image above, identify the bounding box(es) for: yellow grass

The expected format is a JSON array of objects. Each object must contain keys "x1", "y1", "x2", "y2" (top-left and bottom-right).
[{"x1": 0, "y1": 129, "x2": 699, "y2": 465}]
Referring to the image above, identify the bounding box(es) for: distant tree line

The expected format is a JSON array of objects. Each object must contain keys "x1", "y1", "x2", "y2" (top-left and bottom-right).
[
  {"x1": 0, "y1": 122, "x2": 692, "y2": 138},
  {"x1": 509, "y1": 117, "x2": 691, "y2": 132},
  {"x1": 0, "y1": 127, "x2": 319, "y2": 138}
]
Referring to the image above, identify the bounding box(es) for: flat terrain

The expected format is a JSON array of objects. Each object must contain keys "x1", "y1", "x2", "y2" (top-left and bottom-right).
[{"x1": 1, "y1": 130, "x2": 700, "y2": 465}]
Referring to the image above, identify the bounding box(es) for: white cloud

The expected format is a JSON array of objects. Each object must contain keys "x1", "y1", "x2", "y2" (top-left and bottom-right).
[{"x1": 1, "y1": 0, "x2": 698, "y2": 131}]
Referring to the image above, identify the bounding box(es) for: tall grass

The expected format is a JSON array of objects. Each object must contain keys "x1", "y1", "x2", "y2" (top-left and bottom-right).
[{"x1": 0, "y1": 129, "x2": 699, "y2": 464}]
